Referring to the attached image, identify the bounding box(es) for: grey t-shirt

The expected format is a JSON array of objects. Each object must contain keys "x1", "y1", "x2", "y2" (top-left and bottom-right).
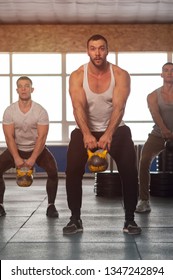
[{"x1": 3, "y1": 101, "x2": 49, "y2": 151}]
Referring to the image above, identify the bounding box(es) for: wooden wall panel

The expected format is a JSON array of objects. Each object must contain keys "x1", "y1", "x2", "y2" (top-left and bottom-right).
[{"x1": 0, "y1": 24, "x2": 173, "y2": 52}]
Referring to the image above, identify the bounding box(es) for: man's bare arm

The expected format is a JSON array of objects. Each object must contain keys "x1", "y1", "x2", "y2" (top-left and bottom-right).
[
  {"x1": 69, "y1": 68, "x2": 97, "y2": 149},
  {"x1": 25, "y1": 124, "x2": 48, "y2": 167},
  {"x1": 3, "y1": 123, "x2": 24, "y2": 167},
  {"x1": 98, "y1": 67, "x2": 130, "y2": 149},
  {"x1": 147, "y1": 91, "x2": 173, "y2": 139}
]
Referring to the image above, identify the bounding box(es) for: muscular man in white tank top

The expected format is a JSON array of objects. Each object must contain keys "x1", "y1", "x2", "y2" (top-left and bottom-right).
[{"x1": 63, "y1": 34, "x2": 141, "y2": 235}]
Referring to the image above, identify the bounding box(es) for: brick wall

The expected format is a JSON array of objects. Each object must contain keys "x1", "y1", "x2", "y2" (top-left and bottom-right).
[{"x1": 0, "y1": 24, "x2": 173, "y2": 52}]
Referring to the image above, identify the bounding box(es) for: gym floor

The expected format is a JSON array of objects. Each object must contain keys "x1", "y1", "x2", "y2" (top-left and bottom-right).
[{"x1": 0, "y1": 176, "x2": 173, "y2": 260}]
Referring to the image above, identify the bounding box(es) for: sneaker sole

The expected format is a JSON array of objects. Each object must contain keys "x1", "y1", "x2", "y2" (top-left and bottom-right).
[
  {"x1": 63, "y1": 228, "x2": 83, "y2": 235},
  {"x1": 46, "y1": 211, "x2": 59, "y2": 218},
  {"x1": 46, "y1": 214, "x2": 59, "y2": 218},
  {"x1": 135, "y1": 209, "x2": 151, "y2": 213},
  {"x1": 0, "y1": 213, "x2": 6, "y2": 217},
  {"x1": 123, "y1": 228, "x2": 142, "y2": 235}
]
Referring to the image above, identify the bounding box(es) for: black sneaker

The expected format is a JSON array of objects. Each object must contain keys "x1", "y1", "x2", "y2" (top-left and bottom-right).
[
  {"x1": 0, "y1": 205, "x2": 6, "y2": 217},
  {"x1": 63, "y1": 218, "x2": 83, "y2": 235},
  {"x1": 123, "y1": 221, "x2": 141, "y2": 235},
  {"x1": 46, "y1": 204, "x2": 59, "y2": 218}
]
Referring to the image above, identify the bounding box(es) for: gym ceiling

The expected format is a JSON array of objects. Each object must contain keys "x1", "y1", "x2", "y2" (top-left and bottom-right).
[{"x1": 0, "y1": 0, "x2": 172, "y2": 24}]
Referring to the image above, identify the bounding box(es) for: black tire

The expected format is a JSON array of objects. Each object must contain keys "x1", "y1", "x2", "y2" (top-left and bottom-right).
[
  {"x1": 94, "y1": 172, "x2": 122, "y2": 197},
  {"x1": 150, "y1": 172, "x2": 173, "y2": 197}
]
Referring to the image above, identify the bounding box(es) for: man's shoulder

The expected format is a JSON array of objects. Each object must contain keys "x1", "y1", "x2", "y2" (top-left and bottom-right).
[
  {"x1": 32, "y1": 102, "x2": 48, "y2": 120},
  {"x1": 111, "y1": 63, "x2": 129, "y2": 77},
  {"x1": 148, "y1": 87, "x2": 161, "y2": 97},
  {"x1": 71, "y1": 64, "x2": 85, "y2": 75},
  {"x1": 4, "y1": 101, "x2": 18, "y2": 112},
  {"x1": 147, "y1": 88, "x2": 161, "y2": 104},
  {"x1": 70, "y1": 65, "x2": 85, "y2": 83},
  {"x1": 32, "y1": 101, "x2": 46, "y2": 111}
]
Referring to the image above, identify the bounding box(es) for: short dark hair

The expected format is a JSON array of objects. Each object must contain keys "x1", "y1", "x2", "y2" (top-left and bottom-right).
[
  {"x1": 162, "y1": 62, "x2": 173, "y2": 69},
  {"x1": 16, "y1": 76, "x2": 33, "y2": 86},
  {"x1": 87, "y1": 34, "x2": 108, "y2": 49}
]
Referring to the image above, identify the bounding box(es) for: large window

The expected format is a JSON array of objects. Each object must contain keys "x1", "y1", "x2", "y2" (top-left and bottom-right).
[
  {"x1": 0, "y1": 51, "x2": 170, "y2": 145},
  {"x1": 118, "y1": 52, "x2": 167, "y2": 142}
]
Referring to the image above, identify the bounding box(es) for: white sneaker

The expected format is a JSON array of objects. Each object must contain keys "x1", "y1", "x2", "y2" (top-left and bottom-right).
[{"x1": 135, "y1": 200, "x2": 151, "y2": 213}]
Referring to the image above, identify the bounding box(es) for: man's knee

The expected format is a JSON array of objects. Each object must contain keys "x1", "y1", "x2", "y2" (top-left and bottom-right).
[{"x1": 47, "y1": 169, "x2": 58, "y2": 180}]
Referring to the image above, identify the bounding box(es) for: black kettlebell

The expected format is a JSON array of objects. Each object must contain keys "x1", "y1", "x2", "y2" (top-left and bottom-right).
[
  {"x1": 165, "y1": 139, "x2": 173, "y2": 153},
  {"x1": 87, "y1": 149, "x2": 108, "y2": 173}
]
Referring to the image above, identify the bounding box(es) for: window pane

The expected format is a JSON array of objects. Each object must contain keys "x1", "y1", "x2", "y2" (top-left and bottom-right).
[
  {"x1": 12, "y1": 76, "x2": 62, "y2": 121},
  {"x1": 0, "y1": 77, "x2": 10, "y2": 120},
  {"x1": 107, "y1": 53, "x2": 116, "y2": 64},
  {"x1": 68, "y1": 125, "x2": 76, "y2": 139},
  {"x1": 118, "y1": 52, "x2": 167, "y2": 73},
  {"x1": 12, "y1": 53, "x2": 62, "y2": 74},
  {"x1": 66, "y1": 53, "x2": 89, "y2": 74},
  {"x1": 0, "y1": 130, "x2": 5, "y2": 142},
  {"x1": 47, "y1": 123, "x2": 62, "y2": 142},
  {"x1": 0, "y1": 54, "x2": 10, "y2": 74},
  {"x1": 66, "y1": 53, "x2": 116, "y2": 74},
  {"x1": 128, "y1": 122, "x2": 154, "y2": 142},
  {"x1": 124, "y1": 75, "x2": 163, "y2": 121}
]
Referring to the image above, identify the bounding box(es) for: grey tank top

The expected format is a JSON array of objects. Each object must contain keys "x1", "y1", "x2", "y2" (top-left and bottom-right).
[
  {"x1": 83, "y1": 63, "x2": 124, "y2": 132},
  {"x1": 151, "y1": 87, "x2": 173, "y2": 137}
]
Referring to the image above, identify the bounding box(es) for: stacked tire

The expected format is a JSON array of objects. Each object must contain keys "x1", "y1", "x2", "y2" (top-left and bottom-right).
[
  {"x1": 94, "y1": 171, "x2": 122, "y2": 197},
  {"x1": 150, "y1": 172, "x2": 173, "y2": 197},
  {"x1": 156, "y1": 149, "x2": 173, "y2": 172}
]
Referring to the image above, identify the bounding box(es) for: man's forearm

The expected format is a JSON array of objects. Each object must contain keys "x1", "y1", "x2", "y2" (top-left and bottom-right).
[
  {"x1": 105, "y1": 108, "x2": 125, "y2": 136},
  {"x1": 150, "y1": 109, "x2": 168, "y2": 132},
  {"x1": 74, "y1": 108, "x2": 91, "y2": 136},
  {"x1": 30, "y1": 136, "x2": 47, "y2": 162},
  {"x1": 5, "y1": 138, "x2": 20, "y2": 160}
]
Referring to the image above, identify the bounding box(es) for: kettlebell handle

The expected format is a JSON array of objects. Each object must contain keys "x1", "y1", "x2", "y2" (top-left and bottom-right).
[
  {"x1": 87, "y1": 149, "x2": 94, "y2": 159},
  {"x1": 87, "y1": 149, "x2": 108, "y2": 159}
]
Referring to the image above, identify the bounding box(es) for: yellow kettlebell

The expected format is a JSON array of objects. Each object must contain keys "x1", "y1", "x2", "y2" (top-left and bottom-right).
[
  {"x1": 87, "y1": 149, "x2": 108, "y2": 173},
  {"x1": 16, "y1": 167, "x2": 33, "y2": 187}
]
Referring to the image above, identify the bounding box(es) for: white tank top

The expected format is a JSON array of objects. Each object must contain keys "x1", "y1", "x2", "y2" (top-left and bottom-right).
[{"x1": 83, "y1": 63, "x2": 124, "y2": 131}]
